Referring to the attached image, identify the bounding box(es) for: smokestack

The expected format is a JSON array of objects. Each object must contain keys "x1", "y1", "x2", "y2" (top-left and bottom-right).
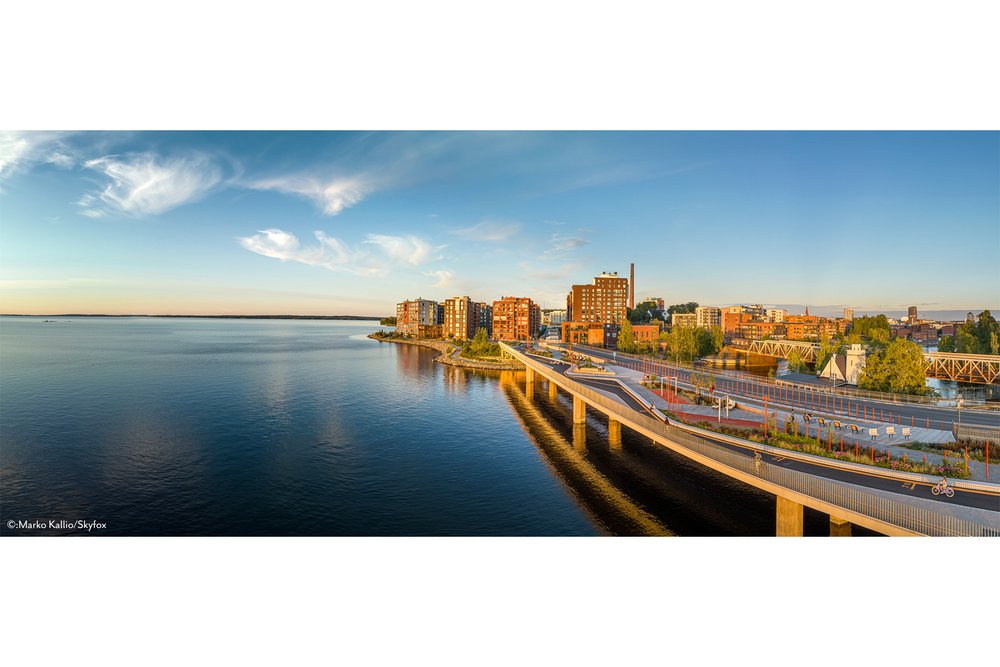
[{"x1": 629, "y1": 262, "x2": 634, "y2": 309}]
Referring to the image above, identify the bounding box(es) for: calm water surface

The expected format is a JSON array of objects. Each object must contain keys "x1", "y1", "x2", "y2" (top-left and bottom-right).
[{"x1": 1, "y1": 317, "x2": 852, "y2": 536}]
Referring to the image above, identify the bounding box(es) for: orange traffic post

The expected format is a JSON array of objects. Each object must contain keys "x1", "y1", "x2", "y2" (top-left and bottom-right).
[
  {"x1": 839, "y1": 436, "x2": 843, "y2": 451},
  {"x1": 870, "y1": 445, "x2": 874, "y2": 462},
  {"x1": 986, "y1": 440, "x2": 989, "y2": 480},
  {"x1": 855, "y1": 441, "x2": 859, "y2": 457},
  {"x1": 923, "y1": 454, "x2": 926, "y2": 465}
]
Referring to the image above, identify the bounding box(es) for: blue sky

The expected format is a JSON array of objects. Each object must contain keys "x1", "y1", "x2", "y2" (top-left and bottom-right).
[{"x1": 0, "y1": 131, "x2": 997, "y2": 316}]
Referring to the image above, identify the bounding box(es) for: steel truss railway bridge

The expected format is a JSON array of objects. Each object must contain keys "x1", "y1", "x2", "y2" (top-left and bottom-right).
[
  {"x1": 499, "y1": 343, "x2": 1000, "y2": 537},
  {"x1": 743, "y1": 340, "x2": 1000, "y2": 384}
]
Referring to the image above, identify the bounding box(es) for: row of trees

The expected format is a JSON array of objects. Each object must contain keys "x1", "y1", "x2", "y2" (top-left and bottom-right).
[
  {"x1": 938, "y1": 310, "x2": 999, "y2": 355},
  {"x1": 616, "y1": 321, "x2": 723, "y2": 362}
]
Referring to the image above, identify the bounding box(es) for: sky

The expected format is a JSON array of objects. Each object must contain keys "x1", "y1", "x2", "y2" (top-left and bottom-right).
[{"x1": 0, "y1": 131, "x2": 997, "y2": 317}]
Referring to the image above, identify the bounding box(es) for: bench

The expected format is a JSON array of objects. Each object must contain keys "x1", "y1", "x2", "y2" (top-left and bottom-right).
[
  {"x1": 849, "y1": 424, "x2": 860, "y2": 434},
  {"x1": 885, "y1": 426, "x2": 896, "y2": 437},
  {"x1": 817, "y1": 417, "x2": 827, "y2": 427},
  {"x1": 869, "y1": 428, "x2": 879, "y2": 440},
  {"x1": 901, "y1": 427, "x2": 911, "y2": 439},
  {"x1": 833, "y1": 421, "x2": 842, "y2": 430},
  {"x1": 802, "y1": 414, "x2": 812, "y2": 424}
]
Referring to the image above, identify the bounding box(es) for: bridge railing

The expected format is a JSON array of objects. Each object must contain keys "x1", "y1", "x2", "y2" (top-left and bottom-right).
[{"x1": 504, "y1": 344, "x2": 1000, "y2": 537}]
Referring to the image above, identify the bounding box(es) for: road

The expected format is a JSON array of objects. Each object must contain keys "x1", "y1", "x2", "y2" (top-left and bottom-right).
[
  {"x1": 517, "y1": 346, "x2": 1000, "y2": 514},
  {"x1": 562, "y1": 344, "x2": 1000, "y2": 431}
]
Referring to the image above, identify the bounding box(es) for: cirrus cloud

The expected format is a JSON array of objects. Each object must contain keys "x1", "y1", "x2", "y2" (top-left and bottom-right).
[
  {"x1": 78, "y1": 153, "x2": 223, "y2": 217},
  {"x1": 245, "y1": 175, "x2": 372, "y2": 216},
  {"x1": 238, "y1": 229, "x2": 441, "y2": 276}
]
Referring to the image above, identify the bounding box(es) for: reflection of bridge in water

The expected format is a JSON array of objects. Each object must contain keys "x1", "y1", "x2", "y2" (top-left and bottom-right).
[{"x1": 743, "y1": 339, "x2": 1000, "y2": 384}]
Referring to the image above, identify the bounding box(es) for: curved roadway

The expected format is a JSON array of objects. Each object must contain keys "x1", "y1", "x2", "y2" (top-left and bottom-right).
[{"x1": 518, "y1": 347, "x2": 1000, "y2": 515}]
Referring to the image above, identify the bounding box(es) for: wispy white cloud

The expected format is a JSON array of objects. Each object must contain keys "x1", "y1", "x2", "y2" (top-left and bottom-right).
[
  {"x1": 238, "y1": 229, "x2": 381, "y2": 276},
  {"x1": 78, "y1": 153, "x2": 223, "y2": 217},
  {"x1": 541, "y1": 233, "x2": 588, "y2": 258},
  {"x1": 0, "y1": 131, "x2": 74, "y2": 180},
  {"x1": 238, "y1": 229, "x2": 441, "y2": 276},
  {"x1": 364, "y1": 234, "x2": 439, "y2": 266},
  {"x1": 424, "y1": 269, "x2": 454, "y2": 288},
  {"x1": 44, "y1": 152, "x2": 75, "y2": 168},
  {"x1": 452, "y1": 220, "x2": 521, "y2": 242},
  {"x1": 245, "y1": 175, "x2": 371, "y2": 216}
]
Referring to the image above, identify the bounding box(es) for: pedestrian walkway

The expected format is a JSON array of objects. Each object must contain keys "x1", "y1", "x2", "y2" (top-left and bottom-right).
[{"x1": 593, "y1": 357, "x2": 995, "y2": 484}]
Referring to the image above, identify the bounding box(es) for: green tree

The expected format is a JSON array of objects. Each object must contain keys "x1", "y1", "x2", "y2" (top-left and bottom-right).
[
  {"x1": 618, "y1": 320, "x2": 637, "y2": 353},
  {"x1": 937, "y1": 335, "x2": 955, "y2": 353},
  {"x1": 667, "y1": 302, "x2": 699, "y2": 315},
  {"x1": 666, "y1": 325, "x2": 698, "y2": 363},
  {"x1": 694, "y1": 326, "x2": 719, "y2": 357},
  {"x1": 786, "y1": 349, "x2": 805, "y2": 373},
  {"x1": 858, "y1": 339, "x2": 930, "y2": 394},
  {"x1": 992, "y1": 331, "x2": 999, "y2": 356},
  {"x1": 956, "y1": 322, "x2": 980, "y2": 353},
  {"x1": 852, "y1": 315, "x2": 891, "y2": 345}
]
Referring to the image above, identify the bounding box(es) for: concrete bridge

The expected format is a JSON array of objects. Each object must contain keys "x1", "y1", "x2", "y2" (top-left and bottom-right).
[
  {"x1": 499, "y1": 342, "x2": 1000, "y2": 537},
  {"x1": 741, "y1": 339, "x2": 1000, "y2": 384}
]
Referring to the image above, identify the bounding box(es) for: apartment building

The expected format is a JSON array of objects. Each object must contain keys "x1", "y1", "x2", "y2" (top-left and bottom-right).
[
  {"x1": 396, "y1": 298, "x2": 441, "y2": 338},
  {"x1": 492, "y1": 296, "x2": 541, "y2": 341},
  {"x1": 695, "y1": 306, "x2": 721, "y2": 328}
]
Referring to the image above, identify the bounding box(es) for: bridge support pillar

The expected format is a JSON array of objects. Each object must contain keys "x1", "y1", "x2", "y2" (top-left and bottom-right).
[
  {"x1": 573, "y1": 423, "x2": 587, "y2": 450},
  {"x1": 775, "y1": 496, "x2": 803, "y2": 537},
  {"x1": 829, "y1": 516, "x2": 852, "y2": 537},
  {"x1": 526, "y1": 380, "x2": 534, "y2": 399},
  {"x1": 573, "y1": 395, "x2": 586, "y2": 425},
  {"x1": 548, "y1": 381, "x2": 558, "y2": 401},
  {"x1": 608, "y1": 418, "x2": 622, "y2": 448},
  {"x1": 526, "y1": 367, "x2": 535, "y2": 385}
]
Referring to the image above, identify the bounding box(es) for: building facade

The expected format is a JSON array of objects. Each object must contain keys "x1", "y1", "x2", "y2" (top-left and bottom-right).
[
  {"x1": 442, "y1": 296, "x2": 477, "y2": 340},
  {"x1": 695, "y1": 306, "x2": 721, "y2": 329},
  {"x1": 492, "y1": 297, "x2": 541, "y2": 341},
  {"x1": 766, "y1": 308, "x2": 787, "y2": 323},
  {"x1": 476, "y1": 302, "x2": 492, "y2": 336},
  {"x1": 672, "y1": 312, "x2": 698, "y2": 328},
  {"x1": 396, "y1": 298, "x2": 439, "y2": 337},
  {"x1": 567, "y1": 272, "x2": 629, "y2": 326}
]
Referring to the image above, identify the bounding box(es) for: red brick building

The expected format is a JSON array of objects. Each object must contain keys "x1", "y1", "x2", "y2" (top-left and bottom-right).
[{"x1": 492, "y1": 297, "x2": 541, "y2": 341}]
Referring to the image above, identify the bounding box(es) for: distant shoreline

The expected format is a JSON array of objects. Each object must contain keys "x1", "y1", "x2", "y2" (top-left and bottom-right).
[{"x1": 0, "y1": 314, "x2": 386, "y2": 321}]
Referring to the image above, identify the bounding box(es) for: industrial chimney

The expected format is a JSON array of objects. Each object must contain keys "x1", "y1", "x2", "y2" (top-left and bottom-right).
[{"x1": 629, "y1": 262, "x2": 634, "y2": 309}]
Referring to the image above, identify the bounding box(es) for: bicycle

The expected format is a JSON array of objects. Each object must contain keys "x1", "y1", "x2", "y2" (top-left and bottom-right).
[{"x1": 931, "y1": 478, "x2": 955, "y2": 498}]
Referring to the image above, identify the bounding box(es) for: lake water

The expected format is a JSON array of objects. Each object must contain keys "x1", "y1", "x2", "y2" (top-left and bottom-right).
[{"x1": 0, "y1": 317, "x2": 853, "y2": 536}]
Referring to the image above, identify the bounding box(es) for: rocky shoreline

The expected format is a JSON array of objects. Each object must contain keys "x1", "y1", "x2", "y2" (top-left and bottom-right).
[{"x1": 367, "y1": 334, "x2": 524, "y2": 370}]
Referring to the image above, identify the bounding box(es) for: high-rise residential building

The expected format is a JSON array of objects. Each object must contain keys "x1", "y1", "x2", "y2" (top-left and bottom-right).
[
  {"x1": 567, "y1": 272, "x2": 629, "y2": 325},
  {"x1": 672, "y1": 312, "x2": 698, "y2": 328},
  {"x1": 396, "y1": 298, "x2": 440, "y2": 338},
  {"x1": 843, "y1": 308, "x2": 854, "y2": 321},
  {"x1": 908, "y1": 306, "x2": 918, "y2": 325},
  {"x1": 475, "y1": 302, "x2": 492, "y2": 336},
  {"x1": 492, "y1": 297, "x2": 541, "y2": 341},
  {"x1": 766, "y1": 308, "x2": 787, "y2": 323},
  {"x1": 442, "y1": 296, "x2": 477, "y2": 340},
  {"x1": 695, "y1": 306, "x2": 722, "y2": 329}
]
